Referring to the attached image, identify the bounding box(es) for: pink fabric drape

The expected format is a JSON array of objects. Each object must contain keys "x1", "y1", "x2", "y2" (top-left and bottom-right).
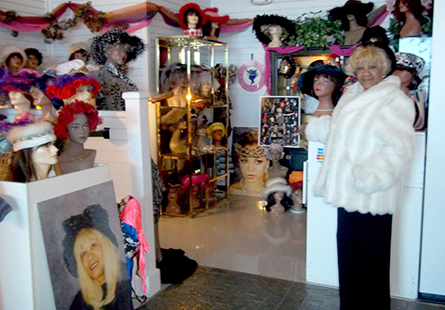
[
  {"x1": 220, "y1": 19, "x2": 253, "y2": 33},
  {"x1": 264, "y1": 45, "x2": 304, "y2": 94},
  {"x1": 120, "y1": 196, "x2": 150, "y2": 295}
]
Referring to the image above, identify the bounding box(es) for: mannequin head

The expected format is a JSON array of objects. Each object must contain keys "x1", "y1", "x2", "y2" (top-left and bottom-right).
[
  {"x1": 202, "y1": 8, "x2": 229, "y2": 39},
  {"x1": 90, "y1": 30, "x2": 145, "y2": 67},
  {"x1": 329, "y1": 1, "x2": 374, "y2": 31},
  {"x1": 206, "y1": 122, "x2": 226, "y2": 147},
  {"x1": 264, "y1": 143, "x2": 285, "y2": 162},
  {"x1": 54, "y1": 100, "x2": 102, "y2": 141},
  {"x1": 253, "y1": 14, "x2": 295, "y2": 46},
  {"x1": 7, "y1": 122, "x2": 58, "y2": 182},
  {"x1": 393, "y1": 0, "x2": 425, "y2": 21},
  {"x1": 0, "y1": 46, "x2": 27, "y2": 73},
  {"x1": 179, "y1": 3, "x2": 206, "y2": 30},
  {"x1": 0, "y1": 69, "x2": 39, "y2": 112},
  {"x1": 298, "y1": 65, "x2": 346, "y2": 106},
  {"x1": 263, "y1": 177, "x2": 293, "y2": 213},
  {"x1": 24, "y1": 48, "x2": 43, "y2": 71},
  {"x1": 69, "y1": 42, "x2": 90, "y2": 63},
  {"x1": 392, "y1": 52, "x2": 424, "y2": 92},
  {"x1": 160, "y1": 63, "x2": 187, "y2": 94}
]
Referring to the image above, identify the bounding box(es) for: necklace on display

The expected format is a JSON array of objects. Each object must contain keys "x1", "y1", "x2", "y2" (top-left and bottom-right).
[
  {"x1": 67, "y1": 152, "x2": 88, "y2": 164},
  {"x1": 240, "y1": 178, "x2": 264, "y2": 195}
]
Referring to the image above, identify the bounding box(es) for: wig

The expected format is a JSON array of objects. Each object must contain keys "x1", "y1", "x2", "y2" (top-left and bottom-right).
[
  {"x1": 393, "y1": 0, "x2": 425, "y2": 21},
  {"x1": 178, "y1": 3, "x2": 206, "y2": 30},
  {"x1": 25, "y1": 48, "x2": 43, "y2": 66},
  {"x1": 361, "y1": 26, "x2": 390, "y2": 46},
  {"x1": 46, "y1": 72, "x2": 100, "y2": 101},
  {"x1": 348, "y1": 45, "x2": 392, "y2": 76},
  {"x1": 90, "y1": 30, "x2": 145, "y2": 66},
  {"x1": 297, "y1": 65, "x2": 347, "y2": 106},
  {"x1": 329, "y1": 1, "x2": 374, "y2": 31},
  {"x1": 54, "y1": 100, "x2": 102, "y2": 140},
  {"x1": 253, "y1": 14, "x2": 295, "y2": 45},
  {"x1": 74, "y1": 228, "x2": 120, "y2": 310}
]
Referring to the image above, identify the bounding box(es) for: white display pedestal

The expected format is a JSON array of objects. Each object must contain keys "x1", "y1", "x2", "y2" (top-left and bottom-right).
[{"x1": 0, "y1": 165, "x2": 109, "y2": 310}]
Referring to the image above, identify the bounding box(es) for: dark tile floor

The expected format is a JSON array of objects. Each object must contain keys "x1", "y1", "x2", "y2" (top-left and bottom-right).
[{"x1": 137, "y1": 266, "x2": 445, "y2": 310}]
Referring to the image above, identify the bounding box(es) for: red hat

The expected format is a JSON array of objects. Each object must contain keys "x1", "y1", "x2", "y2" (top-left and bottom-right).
[
  {"x1": 178, "y1": 3, "x2": 207, "y2": 30},
  {"x1": 203, "y1": 8, "x2": 230, "y2": 24}
]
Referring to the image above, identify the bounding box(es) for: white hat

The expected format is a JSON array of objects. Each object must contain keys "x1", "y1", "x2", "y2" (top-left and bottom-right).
[
  {"x1": 263, "y1": 177, "x2": 292, "y2": 197},
  {"x1": 69, "y1": 42, "x2": 89, "y2": 55},
  {"x1": 7, "y1": 122, "x2": 56, "y2": 151},
  {"x1": 0, "y1": 45, "x2": 27, "y2": 69}
]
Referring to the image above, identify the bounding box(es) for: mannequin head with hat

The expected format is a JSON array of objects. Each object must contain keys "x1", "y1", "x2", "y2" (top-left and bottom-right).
[
  {"x1": 329, "y1": 1, "x2": 374, "y2": 45},
  {"x1": 263, "y1": 177, "x2": 293, "y2": 215},
  {"x1": 392, "y1": 52, "x2": 424, "y2": 95},
  {"x1": 391, "y1": 0, "x2": 429, "y2": 37},
  {"x1": 0, "y1": 46, "x2": 27, "y2": 73},
  {"x1": 253, "y1": 14, "x2": 295, "y2": 48},
  {"x1": 202, "y1": 8, "x2": 230, "y2": 40},
  {"x1": 7, "y1": 122, "x2": 58, "y2": 182},
  {"x1": 179, "y1": 3, "x2": 207, "y2": 36}
]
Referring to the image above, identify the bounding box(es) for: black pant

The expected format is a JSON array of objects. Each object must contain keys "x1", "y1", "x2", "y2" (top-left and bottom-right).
[{"x1": 337, "y1": 207, "x2": 393, "y2": 310}]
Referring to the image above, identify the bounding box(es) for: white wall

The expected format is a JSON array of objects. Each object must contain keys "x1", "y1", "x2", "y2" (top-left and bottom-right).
[{"x1": 213, "y1": 0, "x2": 387, "y2": 128}]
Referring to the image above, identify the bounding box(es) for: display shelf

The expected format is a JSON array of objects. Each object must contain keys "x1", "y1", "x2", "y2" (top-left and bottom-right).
[{"x1": 155, "y1": 36, "x2": 230, "y2": 218}]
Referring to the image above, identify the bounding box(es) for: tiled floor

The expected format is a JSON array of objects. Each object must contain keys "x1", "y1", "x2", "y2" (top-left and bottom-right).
[
  {"x1": 138, "y1": 266, "x2": 445, "y2": 310},
  {"x1": 142, "y1": 195, "x2": 445, "y2": 310}
]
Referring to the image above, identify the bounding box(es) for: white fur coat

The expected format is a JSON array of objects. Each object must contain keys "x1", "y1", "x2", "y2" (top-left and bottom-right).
[{"x1": 306, "y1": 76, "x2": 415, "y2": 215}]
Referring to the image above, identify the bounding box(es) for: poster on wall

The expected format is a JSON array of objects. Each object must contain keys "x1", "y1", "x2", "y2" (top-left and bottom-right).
[
  {"x1": 229, "y1": 127, "x2": 269, "y2": 197},
  {"x1": 259, "y1": 96, "x2": 301, "y2": 147},
  {"x1": 37, "y1": 180, "x2": 132, "y2": 310}
]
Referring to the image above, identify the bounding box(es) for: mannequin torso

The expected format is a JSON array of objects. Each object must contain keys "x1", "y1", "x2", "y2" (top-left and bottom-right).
[
  {"x1": 169, "y1": 121, "x2": 188, "y2": 154},
  {"x1": 399, "y1": 11, "x2": 421, "y2": 37},
  {"x1": 344, "y1": 16, "x2": 366, "y2": 45}
]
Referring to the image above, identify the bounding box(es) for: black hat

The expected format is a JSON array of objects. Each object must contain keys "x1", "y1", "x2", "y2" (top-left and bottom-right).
[
  {"x1": 62, "y1": 204, "x2": 118, "y2": 278},
  {"x1": 90, "y1": 30, "x2": 145, "y2": 66},
  {"x1": 329, "y1": 1, "x2": 374, "y2": 20},
  {"x1": 297, "y1": 65, "x2": 347, "y2": 97},
  {"x1": 252, "y1": 14, "x2": 295, "y2": 45}
]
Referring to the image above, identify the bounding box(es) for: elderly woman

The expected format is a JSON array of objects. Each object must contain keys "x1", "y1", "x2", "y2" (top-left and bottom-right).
[{"x1": 305, "y1": 43, "x2": 415, "y2": 309}]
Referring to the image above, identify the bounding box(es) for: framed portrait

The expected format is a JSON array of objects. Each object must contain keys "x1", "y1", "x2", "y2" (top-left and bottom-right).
[
  {"x1": 37, "y1": 180, "x2": 132, "y2": 310},
  {"x1": 259, "y1": 96, "x2": 301, "y2": 147}
]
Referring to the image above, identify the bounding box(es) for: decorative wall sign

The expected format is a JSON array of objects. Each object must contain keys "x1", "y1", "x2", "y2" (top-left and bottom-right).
[
  {"x1": 259, "y1": 96, "x2": 301, "y2": 147},
  {"x1": 238, "y1": 60, "x2": 266, "y2": 92}
]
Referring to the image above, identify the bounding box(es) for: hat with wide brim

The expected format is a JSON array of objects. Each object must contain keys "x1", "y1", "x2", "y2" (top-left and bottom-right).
[
  {"x1": 178, "y1": 3, "x2": 207, "y2": 30},
  {"x1": 297, "y1": 65, "x2": 347, "y2": 96},
  {"x1": 203, "y1": 8, "x2": 229, "y2": 24},
  {"x1": 90, "y1": 30, "x2": 145, "y2": 66},
  {"x1": 7, "y1": 121, "x2": 56, "y2": 152},
  {"x1": 329, "y1": 1, "x2": 374, "y2": 20},
  {"x1": 62, "y1": 204, "x2": 118, "y2": 278},
  {"x1": 253, "y1": 14, "x2": 295, "y2": 45},
  {"x1": 263, "y1": 177, "x2": 292, "y2": 198},
  {"x1": 0, "y1": 45, "x2": 27, "y2": 69},
  {"x1": 395, "y1": 52, "x2": 425, "y2": 77}
]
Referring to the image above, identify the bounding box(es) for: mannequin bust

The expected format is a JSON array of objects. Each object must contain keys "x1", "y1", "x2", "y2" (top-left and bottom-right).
[
  {"x1": 263, "y1": 177, "x2": 293, "y2": 215},
  {"x1": 160, "y1": 63, "x2": 188, "y2": 108},
  {"x1": 268, "y1": 25, "x2": 284, "y2": 48},
  {"x1": 393, "y1": 0, "x2": 425, "y2": 38},
  {"x1": 169, "y1": 120, "x2": 188, "y2": 154},
  {"x1": 291, "y1": 187, "x2": 305, "y2": 213},
  {"x1": 265, "y1": 143, "x2": 288, "y2": 179},
  {"x1": 7, "y1": 122, "x2": 58, "y2": 182},
  {"x1": 202, "y1": 8, "x2": 229, "y2": 41},
  {"x1": 344, "y1": 14, "x2": 367, "y2": 46},
  {"x1": 9, "y1": 91, "x2": 35, "y2": 123},
  {"x1": 207, "y1": 122, "x2": 226, "y2": 149},
  {"x1": 30, "y1": 87, "x2": 57, "y2": 124},
  {"x1": 164, "y1": 185, "x2": 182, "y2": 215},
  {"x1": 53, "y1": 101, "x2": 102, "y2": 175},
  {"x1": 91, "y1": 30, "x2": 145, "y2": 111}
]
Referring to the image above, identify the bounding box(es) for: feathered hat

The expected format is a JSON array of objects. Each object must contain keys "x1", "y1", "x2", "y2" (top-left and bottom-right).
[
  {"x1": 54, "y1": 100, "x2": 102, "y2": 140},
  {"x1": 263, "y1": 143, "x2": 285, "y2": 160},
  {"x1": 46, "y1": 72, "x2": 100, "y2": 101},
  {"x1": 0, "y1": 45, "x2": 27, "y2": 69},
  {"x1": 0, "y1": 69, "x2": 40, "y2": 97},
  {"x1": 178, "y1": 3, "x2": 207, "y2": 30},
  {"x1": 90, "y1": 30, "x2": 145, "y2": 66},
  {"x1": 252, "y1": 14, "x2": 295, "y2": 45},
  {"x1": 329, "y1": 1, "x2": 374, "y2": 21},
  {"x1": 7, "y1": 122, "x2": 56, "y2": 152},
  {"x1": 263, "y1": 177, "x2": 292, "y2": 198},
  {"x1": 62, "y1": 204, "x2": 118, "y2": 278}
]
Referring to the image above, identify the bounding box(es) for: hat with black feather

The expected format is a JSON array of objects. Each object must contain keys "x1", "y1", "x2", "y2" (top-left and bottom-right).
[
  {"x1": 329, "y1": 1, "x2": 374, "y2": 30},
  {"x1": 62, "y1": 204, "x2": 118, "y2": 278},
  {"x1": 252, "y1": 14, "x2": 295, "y2": 45},
  {"x1": 90, "y1": 30, "x2": 145, "y2": 66}
]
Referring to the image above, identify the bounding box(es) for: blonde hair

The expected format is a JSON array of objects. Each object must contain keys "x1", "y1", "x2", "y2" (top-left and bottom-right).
[
  {"x1": 73, "y1": 228, "x2": 121, "y2": 310},
  {"x1": 348, "y1": 45, "x2": 392, "y2": 76}
]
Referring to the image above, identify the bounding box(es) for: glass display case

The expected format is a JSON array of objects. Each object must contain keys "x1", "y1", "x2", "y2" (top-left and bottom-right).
[{"x1": 154, "y1": 36, "x2": 229, "y2": 218}]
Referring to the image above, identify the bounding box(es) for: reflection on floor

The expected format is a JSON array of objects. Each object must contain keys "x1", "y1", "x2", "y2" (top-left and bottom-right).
[
  {"x1": 138, "y1": 266, "x2": 445, "y2": 310},
  {"x1": 159, "y1": 195, "x2": 307, "y2": 282}
]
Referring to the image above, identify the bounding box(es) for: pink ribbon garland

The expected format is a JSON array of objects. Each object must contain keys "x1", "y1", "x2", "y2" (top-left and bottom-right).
[{"x1": 119, "y1": 196, "x2": 150, "y2": 295}]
